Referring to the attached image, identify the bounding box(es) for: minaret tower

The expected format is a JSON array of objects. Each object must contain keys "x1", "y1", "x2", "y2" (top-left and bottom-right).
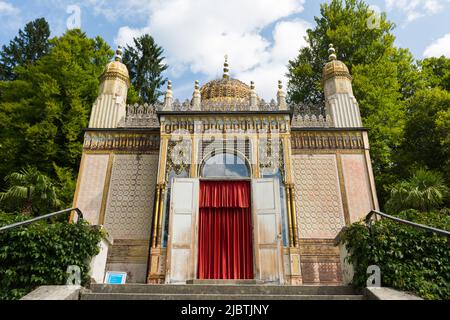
[
  {"x1": 323, "y1": 44, "x2": 363, "y2": 127},
  {"x1": 89, "y1": 46, "x2": 130, "y2": 128}
]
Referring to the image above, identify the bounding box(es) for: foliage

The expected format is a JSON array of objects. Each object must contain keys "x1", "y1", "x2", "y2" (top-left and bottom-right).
[
  {"x1": 286, "y1": 0, "x2": 411, "y2": 205},
  {"x1": 53, "y1": 164, "x2": 76, "y2": 209},
  {"x1": 287, "y1": 0, "x2": 397, "y2": 104},
  {"x1": 420, "y1": 56, "x2": 450, "y2": 91},
  {"x1": 385, "y1": 169, "x2": 448, "y2": 214},
  {"x1": 122, "y1": 34, "x2": 168, "y2": 104},
  {"x1": 397, "y1": 88, "x2": 450, "y2": 181},
  {"x1": 341, "y1": 209, "x2": 450, "y2": 300},
  {"x1": 0, "y1": 18, "x2": 50, "y2": 81},
  {"x1": 0, "y1": 29, "x2": 113, "y2": 192},
  {"x1": 0, "y1": 212, "x2": 103, "y2": 300},
  {"x1": 0, "y1": 166, "x2": 61, "y2": 216}
]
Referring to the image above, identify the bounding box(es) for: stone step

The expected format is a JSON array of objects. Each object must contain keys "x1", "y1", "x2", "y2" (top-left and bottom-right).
[
  {"x1": 89, "y1": 284, "x2": 360, "y2": 296},
  {"x1": 186, "y1": 279, "x2": 263, "y2": 285},
  {"x1": 81, "y1": 292, "x2": 365, "y2": 301}
]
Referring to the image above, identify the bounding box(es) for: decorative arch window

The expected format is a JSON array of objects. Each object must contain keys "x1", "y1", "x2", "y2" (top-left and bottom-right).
[{"x1": 201, "y1": 152, "x2": 250, "y2": 178}]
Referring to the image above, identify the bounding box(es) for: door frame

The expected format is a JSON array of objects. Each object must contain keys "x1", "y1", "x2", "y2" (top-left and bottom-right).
[
  {"x1": 196, "y1": 178, "x2": 255, "y2": 281},
  {"x1": 166, "y1": 177, "x2": 284, "y2": 283}
]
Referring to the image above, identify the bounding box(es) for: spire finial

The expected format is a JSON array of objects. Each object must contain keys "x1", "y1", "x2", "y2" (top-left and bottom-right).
[
  {"x1": 223, "y1": 54, "x2": 230, "y2": 79},
  {"x1": 250, "y1": 81, "x2": 255, "y2": 90},
  {"x1": 115, "y1": 45, "x2": 123, "y2": 62},
  {"x1": 328, "y1": 43, "x2": 337, "y2": 61},
  {"x1": 195, "y1": 80, "x2": 199, "y2": 90},
  {"x1": 278, "y1": 80, "x2": 283, "y2": 90},
  {"x1": 167, "y1": 80, "x2": 172, "y2": 90}
]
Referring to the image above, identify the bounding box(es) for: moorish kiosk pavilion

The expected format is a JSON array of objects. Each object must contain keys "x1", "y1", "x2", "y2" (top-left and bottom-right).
[{"x1": 72, "y1": 45, "x2": 379, "y2": 285}]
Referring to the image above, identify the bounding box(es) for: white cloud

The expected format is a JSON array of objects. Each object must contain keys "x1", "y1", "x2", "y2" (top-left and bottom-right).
[
  {"x1": 424, "y1": 33, "x2": 450, "y2": 58},
  {"x1": 386, "y1": 0, "x2": 450, "y2": 22},
  {"x1": 0, "y1": 1, "x2": 19, "y2": 16},
  {"x1": 236, "y1": 20, "x2": 310, "y2": 100},
  {"x1": 0, "y1": 1, "x2": 21, "y2": 32},
  {"x1": 113, "y1": 0, "x2": 308, "y2": 99}
]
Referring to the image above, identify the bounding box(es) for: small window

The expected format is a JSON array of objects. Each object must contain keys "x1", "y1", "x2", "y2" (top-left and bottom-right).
[{"x1": 201, "y1": 153, "x2": 250, "y2": 178}]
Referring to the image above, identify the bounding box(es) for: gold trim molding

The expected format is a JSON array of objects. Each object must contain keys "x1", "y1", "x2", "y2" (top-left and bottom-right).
[
  {"x1": 291, "y1": 131, "x2": 364, "y2": 150},
  {"x1": 83, "y1": 131, "x2": 160, "y2": 153}
]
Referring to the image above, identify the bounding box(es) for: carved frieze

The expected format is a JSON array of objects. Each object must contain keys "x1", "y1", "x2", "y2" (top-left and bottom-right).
[
  {"x1": 291, "y1": 130, "x2": 364, "y2": 150},
  {"x1": 83, "y1": 131, "x2": 160, "y2": 153},
  {"x1": 161, "y1": 115, "x2": 290, "y2": 135}
]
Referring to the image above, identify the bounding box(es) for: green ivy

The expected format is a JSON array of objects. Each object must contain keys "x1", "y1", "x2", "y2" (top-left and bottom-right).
[
  {"x1": 341, "y1": 209, "x2": 450, "y2": 300},
  {"x1": 0, "y1": 212, "x2": 102, "y2": 300}
]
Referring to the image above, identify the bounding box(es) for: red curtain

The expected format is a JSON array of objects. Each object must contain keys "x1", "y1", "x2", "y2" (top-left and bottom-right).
[{"x1": 197, "y1": 181, "x2": 253, "y2": 280}]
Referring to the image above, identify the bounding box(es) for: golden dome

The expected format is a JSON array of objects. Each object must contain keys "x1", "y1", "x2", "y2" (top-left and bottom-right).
[
  {"x1": 322, "y1": 44, "x2": 352, "y2": 82},
  {"x1": 200, "y1": 78, "x2": 252, "y2": 102},
  {"x1": 101, "y1": 47, "x2": 130, "y2": 85}
]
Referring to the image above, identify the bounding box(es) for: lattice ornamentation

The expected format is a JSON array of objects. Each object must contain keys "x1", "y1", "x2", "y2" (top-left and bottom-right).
[
  {"x1": 198, "y1": 138, "x2": 252, "y2": 166},
  {"x1": 104, "y1": 154, "x2": 159, "y2": 240},
  {"x1": 166, "y1": 139, "x2": 192, "y2": 182},
  {"x1": 259, "y1": 138, "x2": 285, "y2": 181},
  {"x1": 292, "y1": 155, "x2": 345, "y2": 239}
]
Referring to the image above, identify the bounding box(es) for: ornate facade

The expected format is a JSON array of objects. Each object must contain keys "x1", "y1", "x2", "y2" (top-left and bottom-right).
[{"x1": 73, "y1": 45, "x2": 379, "y2": 285}]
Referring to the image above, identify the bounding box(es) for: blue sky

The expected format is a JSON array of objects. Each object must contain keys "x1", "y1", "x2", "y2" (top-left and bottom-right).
[{"x1": 0, "y1": 0, "x2": 449, "y2": 100}]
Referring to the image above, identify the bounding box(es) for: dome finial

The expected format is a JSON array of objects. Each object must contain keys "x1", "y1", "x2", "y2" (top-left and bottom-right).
[
  {"x1": 115, "y1": 45, "x2": 123, "y2": 62},
  {"x1": 223, "y1": 54, "x2": 230, "y2": 79},
  {"x1": 328, "y1": 43, "x2": 337, "y2": 61}
]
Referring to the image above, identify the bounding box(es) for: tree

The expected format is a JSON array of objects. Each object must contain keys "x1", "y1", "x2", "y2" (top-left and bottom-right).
[
  {"x1": 286, "y1": 0, "x2": 409, "y2": 205},
  {"x1": 0, "y1": 18, "x2": 51, "y2": 81},
  {"x1": 287, "y1": 0, "x2": 397, "y2": 104},
  {"x1": 122, "y1": 34, "x2": 168, "y2": 104},
  {"x1": 385, "y1": 169, "x2": 448, "y2": 214},
  {"x1": 0, "y1": 29, "x2": 113, "y2": 190},
  {"x1": 0, "y1": 167, "x2": 61, "y2": 215},
  {"x1": 420, "y1": 56, "x2": 450, "y2": 91},
  {"x1": 398, "y1": 88, "x2": 450, "y2": 179}
]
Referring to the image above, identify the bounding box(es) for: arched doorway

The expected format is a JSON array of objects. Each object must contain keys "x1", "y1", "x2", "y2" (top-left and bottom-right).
[{"x1": 197, "y1": 152, "x2": 253, "y2": 280}]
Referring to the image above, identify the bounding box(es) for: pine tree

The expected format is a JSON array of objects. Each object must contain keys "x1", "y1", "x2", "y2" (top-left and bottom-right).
[
  {"x1": 122, "y1": 34, "x2": 168, "y2": 104},
  {"x1": 0, "y1": 18, "x2": 51, "y2": 80}
]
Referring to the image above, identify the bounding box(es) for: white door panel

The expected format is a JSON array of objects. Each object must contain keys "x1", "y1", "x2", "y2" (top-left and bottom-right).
[
  {"x1": 166, "y1": 178, "x2": 199, "y2": 283},
  {"x1": 252, "y1": 178, "x2": 284, "y2": 283}
]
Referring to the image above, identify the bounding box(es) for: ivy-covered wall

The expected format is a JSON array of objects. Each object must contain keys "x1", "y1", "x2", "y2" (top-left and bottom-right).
[
  {"x1": 340, "y1": 209, "x2": 450, "y2": 300},
  {"x1": 0, "y1": 212, "x2": 103, "y2": 300}
]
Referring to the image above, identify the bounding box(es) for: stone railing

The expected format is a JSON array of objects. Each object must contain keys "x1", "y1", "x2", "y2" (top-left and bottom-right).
[
  {"x1": 201, "y1": 99, "x2": 251, "y2": 112},
  {"x1": 118, "y1": 103, "x2": 160, "y2": 128},
  {"x1": 291, "y1": 114, "x2": 333, "y2": 128},
  {"x1": 117, "y1": 99, "x2": 334, "y2": 129}
]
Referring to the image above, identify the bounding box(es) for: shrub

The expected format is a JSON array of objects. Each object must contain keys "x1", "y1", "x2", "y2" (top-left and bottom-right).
[
  {"x1": 0, "y1": 212, "x2": 102, "y2": 300},
  {"x1": 340, "y1": 209, "x2": 450, "y2": 300}
]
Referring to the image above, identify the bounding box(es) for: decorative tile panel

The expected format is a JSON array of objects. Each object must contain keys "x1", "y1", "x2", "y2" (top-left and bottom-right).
[
  {"x1": 299, "y1": 239, "x2": 342, "y2": 284},
  {"x1": 341, "y1": 154, "x2": 373, "y2": 223},
  {"x1": 104, "y1": 154, "x2": 159, "y2": 240},
  {"x1": 292, "y1": 155, "x2": 345, "y2": 239},
  {"x1": 75, "y1": 154, "x2": 109, "y2": 225}
]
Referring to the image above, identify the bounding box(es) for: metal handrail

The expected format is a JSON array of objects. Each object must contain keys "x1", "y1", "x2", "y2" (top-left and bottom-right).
[
  {"x1": 365, "y1": 210, "x2": 450, "y2": 238},
  {"x1": 0, "y1": 208, "x2": 83, "y2": 233}
]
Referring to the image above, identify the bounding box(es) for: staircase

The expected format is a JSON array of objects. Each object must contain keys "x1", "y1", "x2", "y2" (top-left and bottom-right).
[{"x1": 80, "y1": 284, "x2": 365, "y2": 300}]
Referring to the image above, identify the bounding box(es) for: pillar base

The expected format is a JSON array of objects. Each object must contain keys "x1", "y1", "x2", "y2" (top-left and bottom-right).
[{"x1": 146, "y1": 247, "x2": 167, "y2": 284}]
